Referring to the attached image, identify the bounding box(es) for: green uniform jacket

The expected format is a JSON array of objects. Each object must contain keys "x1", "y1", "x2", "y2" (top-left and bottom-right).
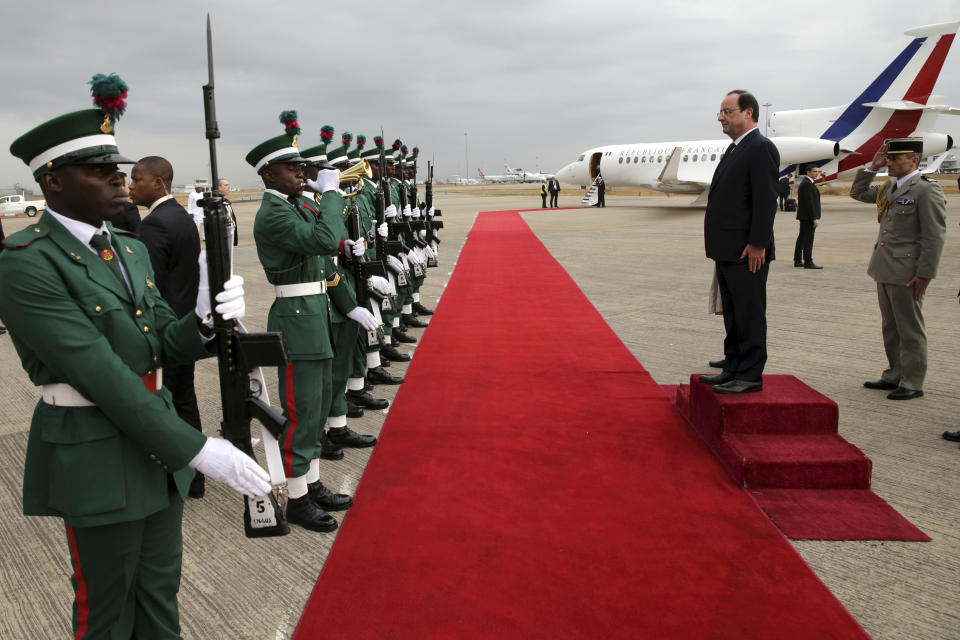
[
  {"x1": 302, "y1": 192, "x2": 357, "y2": 323},
  {"x1": 253, "y1": 191, "x2": 339, "y2": 359},
  {"x1": 358, "y1": 178, "x2": 379, "y2": 262},
  {"x1": 850, "y1": 169, "x2": 947, "y2": 285},
  {"x1": 0, "y1": 213, "x2": 211, "y2": 528}
]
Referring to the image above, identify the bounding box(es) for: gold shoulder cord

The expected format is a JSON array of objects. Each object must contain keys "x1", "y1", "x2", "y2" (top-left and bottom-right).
[{"x1": 875, "y1": 184, "x2": 891, "y2": 223}]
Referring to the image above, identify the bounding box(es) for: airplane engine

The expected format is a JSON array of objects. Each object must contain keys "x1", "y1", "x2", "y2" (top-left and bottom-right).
[
  {"x1": 911, "y1": 132, "x2": 954, "y2": 156},
  {"x1": 769, "y1": 137, "x2": 840, "y2": 167}
]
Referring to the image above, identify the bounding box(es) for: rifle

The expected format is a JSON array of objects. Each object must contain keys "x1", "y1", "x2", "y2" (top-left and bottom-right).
[
  {"x1": 200, "y1": 15, "x2": 290, "y2": 538},
  {"x1": 373, "y1": 143, "x2": 401, "y2": 310},
  {"x1": 423, "y1": 161, "x2": 441, "y2": 267},
  {"x1": 346, "y1": 197, "x2": 387, "y2": 346},
  {"x1": 377, "y1": 139, "x2": 412, "y2": 288}
]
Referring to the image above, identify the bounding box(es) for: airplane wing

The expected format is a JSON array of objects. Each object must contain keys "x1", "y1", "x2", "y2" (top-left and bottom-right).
[{"x1": 657, "y1": 146, "x2": 712, "y2": 190}]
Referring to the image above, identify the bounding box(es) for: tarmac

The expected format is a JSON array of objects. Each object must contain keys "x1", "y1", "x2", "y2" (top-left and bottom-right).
[{"x1": 0, "y1": 184, "x2": 958, "y2": 639}]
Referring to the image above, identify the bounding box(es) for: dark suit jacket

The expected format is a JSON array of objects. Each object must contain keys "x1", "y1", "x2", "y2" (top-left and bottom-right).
[
  {"x1": 137, "y1": 198, "x2": 201, "y2": 318},
  {"x1": 777, "y1": 176, "x2": 790, "y2": 197},
  {"x1": 704, "y1": 129, "x2": 780, "y2": 262},
  {"x1": 548, "y1": 178, "x2": 560, "y2": 193},
  {"x1": 796, "y1": 177, "x2": 821, "y2": 222},
  {"x1": 111, "y1": 202, "x2": 142, "y2": 234}
]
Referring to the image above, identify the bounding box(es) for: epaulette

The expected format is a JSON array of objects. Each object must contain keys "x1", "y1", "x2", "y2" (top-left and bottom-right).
[
  {"x1": 921, "y1": 175, "x2": 934, "y2": 182},
  {"x1": 111, "y1": 227, "x2": 139, "y2": 238},
  {"x1": 2, "y1": 223, "x2": 50, "y2": 249}
]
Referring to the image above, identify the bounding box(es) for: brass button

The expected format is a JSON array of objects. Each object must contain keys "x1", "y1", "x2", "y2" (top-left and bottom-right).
[
  {"x1": 150, "y1": 454, "x2": 156, "y2": 460},
  {"x1": 295, "y1": 309, "x2": 300, "y2": 314},
  {"x1": 34, "y1": 228, "x2": 40, "y2": 233},
  {"x1": 162, "y1": 465, "x2": 169, "y2": 470},
  {"x1": 136, "y1": 309, "x2": 143, "y2": 317},
  {"x1": 153, "y1": 356, "x2": 159, "y2": 364},
  {"x1": 880, "y1": 242, "x2": 885, "y2": 246},
  {"x1": 143, "y1": 326, "x2": 150, "y2": 334},
  {"x1": 906, "y1": 253, "x2": 911, "y2": 257},
  {"x1": 95, "y1": 305, "x2": 102, "y2": 312}
]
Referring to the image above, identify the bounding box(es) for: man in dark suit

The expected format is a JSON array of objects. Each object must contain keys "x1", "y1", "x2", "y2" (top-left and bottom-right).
[
  {"x1": 548, "y1": 176, "x2": 560, "y2": 207},
  {"x1": 219, "y1": 178, "x2": 238, "y2": 246},
  {"x1": 700, "y1": 89, "x2": 780, "y2": 394},
  {"x1": 111, "y1": 171, "x2": 142, "y2": 233},
  {"x1": 594, "y1": 174, "x2": 606, "y2": 207},
  {"x1": 129, "y1": 156, "x2": 206, "y2": 497},
  {"x1": 793, "y1": 163, "x2": 822, "y2": 268}
]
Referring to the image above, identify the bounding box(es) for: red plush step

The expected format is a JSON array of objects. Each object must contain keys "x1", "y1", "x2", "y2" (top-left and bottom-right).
[
  {"x1": 689, "y1": 374, "x2": 838, "y2": 438},
  {"x1": 720, "y1": 433, "x2": 872, "y2": 490}
]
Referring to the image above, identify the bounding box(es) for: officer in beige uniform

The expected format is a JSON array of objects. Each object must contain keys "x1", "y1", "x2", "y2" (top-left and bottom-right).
[{"x1": 850, "y1": 138, "x2": 947, "y2": 400}]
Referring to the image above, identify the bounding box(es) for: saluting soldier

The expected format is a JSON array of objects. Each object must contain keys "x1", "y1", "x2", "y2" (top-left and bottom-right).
[
  {"x1": 850, "y1": 138, "x2": 947, "y2": 400},
  {"x1": 300, "y1": 131, "x2": 379, "y2": 453},
  {"x1": 249, "y1": 111, "x2": 347, "y2": 532},
  {"x1": 0, "y1": 74, "x2": 268, "y2": 638}
]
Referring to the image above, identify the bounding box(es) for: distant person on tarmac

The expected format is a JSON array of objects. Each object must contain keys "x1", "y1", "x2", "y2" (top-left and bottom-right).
[
  {"x1": 548, "y1": 176, "x2": 560, "y2": 207},
  {"x1": 594, "y1": 175, "x2": 606, "y2": 207},
  {"x1": 777, "y1": 173, "x2": 791, "y2": 211},
  {"x1": 540, "y1": 180, "x2": 548, "y2": 208}
]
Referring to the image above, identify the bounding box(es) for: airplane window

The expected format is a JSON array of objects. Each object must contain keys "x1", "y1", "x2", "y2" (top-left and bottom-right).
[
  {"x1": 618, "y1": 157, "x2": 623, "y2": 164},
  {"x1": 692, "y1": 154, "x2": 698, "y2": 161},
  {"x1": 683, "y1": 155, "x2": 688, "y2": 162},
  {"x1": 633, "y1": 157, "x2": 638, "y2": 163},
  {"x1": 711, "y1": 153, "x2": 717, "y2": 161},
  {"x1": 641, "y1": 157, "x2": 646, "y2": 163},
  {"x1": 657, "y1": 156, "x2": 662, "y2": 163}
]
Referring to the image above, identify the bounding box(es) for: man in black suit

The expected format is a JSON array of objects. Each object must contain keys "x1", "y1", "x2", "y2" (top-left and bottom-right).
[
  {"x1": 793, "y1": 163, "x2": 822, "y2": 269},
  {"x1": 129, "y1": 156, "x2": 206, "y2": 497},
  {"x1": 111, "y1": 171, "x2": 142, "y2": 233},
  {"x1": 700, "y1": 90, "x2": 780, "y2": 394},
  {"x1": 594, "y1": 175, "x2": 606, "y2": 207},
  {"x1": 548, "y1": 177, "x2": 560, "y2": 207},
  {"x1": 777, "y1": 174, "x2": 791, "y2": 211}
]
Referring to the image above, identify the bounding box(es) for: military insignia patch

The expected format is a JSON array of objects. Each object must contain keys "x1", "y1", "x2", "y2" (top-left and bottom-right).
[
  {"x1": 896, "y1": 198, "x2": 914, "y2": 205},
  {"x1": 124, "y1": 245, "x2": 134, "y2": 254},
  {"x1": 100, "y1": 248, "x2": 115, "y2": 261},
  {"x1": 146, "y1": 276, "x2": 154, "y2": 289}
]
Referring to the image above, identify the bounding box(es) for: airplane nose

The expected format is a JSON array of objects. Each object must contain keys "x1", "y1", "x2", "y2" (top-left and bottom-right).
[{"x1": 557, "y1": 163, "x2": 575, "y2": 184}]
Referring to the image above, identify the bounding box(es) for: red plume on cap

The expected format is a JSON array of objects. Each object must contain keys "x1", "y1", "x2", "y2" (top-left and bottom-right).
[
  {"x1": 279, "y1": 110, "x2": 300, "y2": 138},
  {"x1": 356, "y1": 134, "x2": 367, "y2": 150},
  {"x1": 342, "y1": 131, "x2": 353, "y2": 146},
  {"x1": 412, "y1": 146, "x2": 420, "y2": 158},
  {"x1": 89, "y1": 73, "x2": 128, "y2": 120},
  {"x1": 392, "y1": 138, "x2": 402, "y2": 151},
  {"x1": 374, "y1": 135, "x2": 384, "y2": 149}
]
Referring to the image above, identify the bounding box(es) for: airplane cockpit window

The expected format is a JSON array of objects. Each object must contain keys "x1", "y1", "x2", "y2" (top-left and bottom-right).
[{"x1": 577, "y1": 154, "x2": 585, "y2": 162}]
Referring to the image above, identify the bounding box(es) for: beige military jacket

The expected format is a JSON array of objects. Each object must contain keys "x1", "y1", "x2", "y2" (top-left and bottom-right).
[{"x1": 850, "y1": 169, "x2": 947, "y2": 285}]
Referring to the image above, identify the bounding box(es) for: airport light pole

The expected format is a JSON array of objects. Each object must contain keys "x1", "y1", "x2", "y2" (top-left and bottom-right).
[
  {"x1": 464, "y1": 132, "x2": 469, "y2": 180},
  {"x1": 762, "y1": 102, "x2": 772, "y2": 136}
]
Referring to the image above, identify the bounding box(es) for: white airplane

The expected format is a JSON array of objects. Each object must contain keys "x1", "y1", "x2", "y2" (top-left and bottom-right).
[
  {"x1": 504, "y1": 164, "x2": 555, "y2": 182},
  {"x1": 477, "y1": 168, "x2": 520, "y2": 183},
  {"x1": 556, "y1": 21, "x2": 959, "y2": 205}
]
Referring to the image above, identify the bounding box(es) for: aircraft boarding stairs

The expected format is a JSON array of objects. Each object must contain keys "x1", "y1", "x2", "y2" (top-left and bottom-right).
[{"x1": 580, "y1": 177, "x2": 601, "y2": 206}]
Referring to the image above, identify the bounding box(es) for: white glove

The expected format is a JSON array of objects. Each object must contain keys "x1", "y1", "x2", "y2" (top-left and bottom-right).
[
  {"x1": 428, "y1": 206, "x2": 435, "y2": 218},
  {"x1": 347, "y1": 306, "x2": 380, "y2": 331},
  {"x1": 343, "y1": 238, "x2": 365, "y2": 259},
  {"x1": 377, "y1": 221, "x2": 389, "y2": 238},
  {"x1": 307, "y1": 168, "x2": 340, "y2": 193},
  {"x1": 195, "y1": 249, "x2": 211, "y2": 324},
  {"x1": 212, "y1": 275, "x2": 246, "y2": 324},
  {"x1": 189, "y1": 438, "x2": 271, "y2": 496},
  {"x1": 384, "y1": 204, "x2": 398, "y2": 219},
  {"x1": 367, "y1": 275, "x2": 391, "y2": 295},
  {"x1": 402, "y1": 205, "x2": 412, "y2": 217},
  {"x1": 407, "y1": 250, "x2": 424, "y2": 265},
  {"x1": 387, "y1": 255, "x2": 405, "y2": 274},
  {"x1": 411, "y1": 207, "x2": 421, "y2": 219},
  {"x1": 418, "y1": 229, "x2": 427, "y2": 240},
  {"x1": 424, "y1": 245, "x2": 436, "y2": 259}
]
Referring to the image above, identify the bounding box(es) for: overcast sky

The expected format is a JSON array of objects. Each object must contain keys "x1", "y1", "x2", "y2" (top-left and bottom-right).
[{"x1": 1, "y1": 0, "x2": 958, "y2": 189}]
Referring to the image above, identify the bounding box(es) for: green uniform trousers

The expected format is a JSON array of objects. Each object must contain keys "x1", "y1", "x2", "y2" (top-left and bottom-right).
[
  {"x1": 328, "y1": 320, "x2": 358, "y2": 419},
  {"x1": 278, "y1": 358, "x2": 333, "y2": 477},
  {"x1": 66, "y1": 491, "x2": 184, "y2": 639},
  {"x1": 877, "y1": 281, "x2": 927, "y2": 390}
]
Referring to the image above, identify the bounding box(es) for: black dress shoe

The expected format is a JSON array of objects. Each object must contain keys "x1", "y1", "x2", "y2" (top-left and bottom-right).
[
  {"x1": 794, "y1": 263, "x2": 803, "y2": 268},
  {"x1": 320, "y1": 431, "x2": 344, "y2": 460},
  {"x1": 804, "y1": 263, "x2": 824, "y2": 269},
  {"x1": 347, "y1": 389, "x2": 389, "y2": 410},
  {"x1": 713, "y1": 379, "x2": 763, "y2": 394},
  {"x1": 381, "y1": 344, "x2": 412, "y2": 362},
  {"x1": 942, "y1": 430, "x2": 960, "y2": 443},
  {"x1": 392, "y1": 330, "x2": 417, "y2": 344},
  {"x1": 368, "y1": 366, "x2": 405, "y2": 385},
  {"x1": 863, "y1": 379, "x2": 898, "y2": 390},
  {"x1": 708, "y1": 359, "x2": 726, "y2": 369},
  {"x1": 699, "y1": 371, "x2": 734, "y2": 385},
  {"x1": 327, "y1": 426, "x2": 377, "y2": 448},
  {"x1": 887, "y1": 386, "x2": 923, "y2": 400},
  {"x1": 364, "y1": 380, "x2": 374, "y2": 392},
  {"x1": 286, "y1": 494, "x2": 338, "y2": 532},
  {"x1": 346, "y1": 399, "x2": 364, "y2": 419},
  {"x1": 188, "y1": 472, "x2": 205, "y2": 499},
  {"x1": 307, "y1": 481, "x2": 353, "y2": 511},
  {"x1": 412, "y1": 301, "x2": 434, "y2": 316},
  {"x1": 401, "y1": 313, "x2": 429, "y2": 328}
]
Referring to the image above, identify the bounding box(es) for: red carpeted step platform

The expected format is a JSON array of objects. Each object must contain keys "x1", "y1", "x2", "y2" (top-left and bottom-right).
[{"x1": 672, "y1": 376, "x2": 929, "y2": 540}]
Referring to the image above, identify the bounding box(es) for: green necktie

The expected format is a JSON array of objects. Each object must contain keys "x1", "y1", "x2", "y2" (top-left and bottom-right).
[{"x1": 89, "y1": 232, "x2": 129, "y2": 296}]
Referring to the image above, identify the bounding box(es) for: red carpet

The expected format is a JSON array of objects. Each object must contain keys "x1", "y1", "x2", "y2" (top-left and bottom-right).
[
  {"x1": 664, "y1": 377, "x2": 929, "y2": 542},
  {"x1": 294, "y1": 210, "x2": 869, "y2": 639}
]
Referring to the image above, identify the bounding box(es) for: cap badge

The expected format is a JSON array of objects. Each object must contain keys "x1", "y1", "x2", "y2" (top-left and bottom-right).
[{"x1": 100, "y1": 114, "x2": 113, "y2": 134}]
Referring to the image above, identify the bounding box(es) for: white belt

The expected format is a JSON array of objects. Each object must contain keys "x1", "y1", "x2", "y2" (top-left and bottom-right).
[
  {"x1": 274, "y1": 281, "x2": 327, "y2": 298},
  {"x1": 42, "y1": 370, "x2": 163, "y2": 407}
]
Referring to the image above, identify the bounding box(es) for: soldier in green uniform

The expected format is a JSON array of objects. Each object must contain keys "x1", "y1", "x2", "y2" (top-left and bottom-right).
[
  {"x1": 249, "y1": 111, "x2": 349, "y2": 532},
  {"x1": 850, "y1": 138, "x2": 947, "y2": 400},
  {"x1": 300, "y1": 132, "x2": 379, "y2": 451},
  {"x1": 1, "y1": 74, "x2": 270, "y2": 639}
]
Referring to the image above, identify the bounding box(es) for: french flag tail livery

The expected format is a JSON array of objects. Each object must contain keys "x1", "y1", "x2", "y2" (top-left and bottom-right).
[{"x1": 770, "y1": 20, "x2": 959, "y2": 180}]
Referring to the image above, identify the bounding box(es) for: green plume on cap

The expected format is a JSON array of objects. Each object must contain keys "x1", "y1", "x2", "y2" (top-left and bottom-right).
[
  {"x1": 374, "y1": 135, "x2": 384, "y2": 149},
  {"x1": 412, "y1": 146, "x2": 420, "y2": 158},
  {"x1": 89, "y1": 73, "x2": 128, "y2": 120},
  {"x1": 341, "y1": 131, "x2": 353, "y2": 146},
  {"x1": 279, "y1": 110, "x2": 300, "y2": 138},
  {"x1": 356, "y1": 134, "x2": 367, "y2": 149}
]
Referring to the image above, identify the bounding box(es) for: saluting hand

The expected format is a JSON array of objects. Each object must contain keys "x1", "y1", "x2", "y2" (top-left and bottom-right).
[{"x1": 868, "y1": 142, "x2": 889, "y2": 171}]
